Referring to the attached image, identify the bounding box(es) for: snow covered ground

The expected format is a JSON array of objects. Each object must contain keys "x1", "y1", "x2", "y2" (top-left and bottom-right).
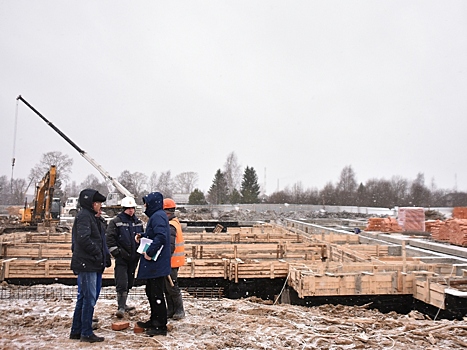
[{"x1": 0, "y1": 284, "x2": 466, "y2": 349}]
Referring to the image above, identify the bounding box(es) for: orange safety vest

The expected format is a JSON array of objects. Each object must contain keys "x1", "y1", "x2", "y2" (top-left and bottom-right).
[{"x1": 169, "y1": 217, "x2": 185, "y2": 268}]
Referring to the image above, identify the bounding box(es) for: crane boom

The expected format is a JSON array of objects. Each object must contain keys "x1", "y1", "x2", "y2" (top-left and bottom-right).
[{"x1": 16, "y1": 95, "x2": 134, "y2": 198}]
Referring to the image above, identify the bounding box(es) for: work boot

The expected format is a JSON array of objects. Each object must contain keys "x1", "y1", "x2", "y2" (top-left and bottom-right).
[
  {"x1": 146, "y1": 326, "x2": 167, "y2": 337},
  {"x1": 116, "y1": 292, "x2": 126, "y2": 318},
  {"x1": 69, "y1": 333, "x2": 80, "y2": 340},
  {"x1": 136, "y1": 320, "x2": 154, "y2": 329},
  {"x1": 172, "y1": 294, "x2": 185, "y2": 320},
  {"x1": 80, "y1": 333, "x2": 104, "y2": 343},
  {"x1": 166, "y1": 295, "x2": 175, "y2": 318},
  {"x1": 124, "y1": 304, "x2": 135, "y2": 312}
]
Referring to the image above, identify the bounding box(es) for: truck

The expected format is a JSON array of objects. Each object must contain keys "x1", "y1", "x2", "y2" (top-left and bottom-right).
[
  {"x1": 16, "y1": 95, "x2": 134, "y2": 217},
  {"x1": 63, "y1": 196, "x2": 79, "y2": 217}
]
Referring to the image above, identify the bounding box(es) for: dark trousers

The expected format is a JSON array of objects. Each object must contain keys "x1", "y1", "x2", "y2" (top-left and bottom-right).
[
  {"x1": 114, "y1": 258, "x2": 138, "y2": 294},
  {"x1": 145, "y1": 276, "x2": 167, "y2": 327},
  {"x1": 165, "y1": 267, "x2": 181, "y2": 298}
]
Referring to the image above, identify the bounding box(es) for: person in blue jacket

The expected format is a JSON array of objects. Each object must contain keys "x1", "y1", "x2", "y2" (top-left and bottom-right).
[{"x1": 136, "y1": 191, "x2": 171, "y2": 336}]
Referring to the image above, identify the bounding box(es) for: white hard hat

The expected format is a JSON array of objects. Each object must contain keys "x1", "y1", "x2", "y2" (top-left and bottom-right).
[{"x1": 121, "y1": 196, "x2": 137, "y2": 208}]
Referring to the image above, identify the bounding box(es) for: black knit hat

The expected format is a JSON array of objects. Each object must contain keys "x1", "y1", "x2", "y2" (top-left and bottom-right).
[{"x1": 92, "y1": 191, "x2": 106, "y2": 203}]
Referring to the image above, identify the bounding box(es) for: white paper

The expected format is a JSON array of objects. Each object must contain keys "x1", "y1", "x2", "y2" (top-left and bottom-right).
[{"x1": 137, "y1": 237, "x2": 164, "y2": 261}]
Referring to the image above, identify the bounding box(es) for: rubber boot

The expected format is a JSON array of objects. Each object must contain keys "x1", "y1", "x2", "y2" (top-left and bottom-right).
[
  {"x1": 124, "y1": 291, "x2": 135, "y2": 312},
  {"x1": 172, "y1": 294, "x2": 185, "y2": 320},
  {"x1": 166, "y1": 294, "x2": 175, "y2": 319},
  {"x1": 116, "y1": 292, "x2": 126, "y2": 318}
]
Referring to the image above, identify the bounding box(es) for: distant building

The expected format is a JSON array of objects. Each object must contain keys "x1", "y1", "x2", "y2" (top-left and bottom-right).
[{"x1": 172, "y1": 193, "x2": 190, "y2": 205}]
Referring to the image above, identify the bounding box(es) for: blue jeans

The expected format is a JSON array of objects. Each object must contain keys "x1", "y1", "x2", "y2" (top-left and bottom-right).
[
  {"x1": 77, "y1": 273, "x2": 102, "y2": 299},
  {"x1": 71, "y1": 272, "x2": 99, "y2": 336}
]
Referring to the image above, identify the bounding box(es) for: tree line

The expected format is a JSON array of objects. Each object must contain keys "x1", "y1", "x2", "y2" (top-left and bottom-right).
[{"x1": 1, "y1": 152, "x2": 466, "y2": 208}]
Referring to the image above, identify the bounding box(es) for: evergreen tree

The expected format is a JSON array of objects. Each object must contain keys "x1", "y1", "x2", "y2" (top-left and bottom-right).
[
  {"x1": 229, "y1": 188, "x2": 242, "y2": 204},
  {"x1": 207, "y1": 169, "x2": 229, "y2": 204},
  {"x1": 240, "y1": 166, "x2": 260, "y2": 203},
  {"x1": 189, "y1": 188, "x2": 207, "y2": 205}
]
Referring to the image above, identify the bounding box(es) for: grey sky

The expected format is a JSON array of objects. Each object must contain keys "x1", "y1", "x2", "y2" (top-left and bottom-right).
[{"x1": 1, "y1": 1, "x2": 467, "y2": 195}]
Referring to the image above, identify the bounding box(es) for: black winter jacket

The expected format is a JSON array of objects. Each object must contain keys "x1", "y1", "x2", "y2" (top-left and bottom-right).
[
  {"x1": 70, "y1": 189, "x2": 110, "y2": 274},
  {"x1": 106, "y1": 211, "x2": 144, "y2": 262}
]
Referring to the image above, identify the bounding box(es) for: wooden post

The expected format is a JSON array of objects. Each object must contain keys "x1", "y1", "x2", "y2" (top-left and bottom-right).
[
  {"x1": 223, "y1": 259, "x2": 228, "y2": 279},
  {"x1": 402, "y1": 241, "x2": 407, "y2": 273}
]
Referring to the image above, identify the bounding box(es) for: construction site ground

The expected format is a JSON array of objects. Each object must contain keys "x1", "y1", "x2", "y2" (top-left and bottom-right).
[
  {"x1": 1, "y1": 284, "x2": 467, "y2": 350},
  {"x1": 1, "y1": 206, "x2": 467, "y2": 349}
]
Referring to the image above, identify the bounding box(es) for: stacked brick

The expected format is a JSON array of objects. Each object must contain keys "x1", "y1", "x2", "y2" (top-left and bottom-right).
[
  {"x1": 397, "y1": 207, "x2": 425, "y2": 232},
  {"x1": 445, "y1": 219, "x2": 467, "y2": 246},
  {"x1": 426, "y1": 217, "x2": 467, "y2": 247},
  {"x1": 364, "y1": 217, "x2": 402, "y2": 232},
  {"x1": 425, "y1": 220, "x2": 446, "y2": 241},
  {"x1": 365, "y1": 218, "x2": 384, "y2": 231},
  {"x1": 452, "y1": 207, "x2": 467, "y2": 219}
]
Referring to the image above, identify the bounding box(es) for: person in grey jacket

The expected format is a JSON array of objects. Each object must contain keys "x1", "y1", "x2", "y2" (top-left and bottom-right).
[
  {"x1": 69, "y1": 189, "x2": 110, "y2": 343},
  {"x1": 136, "y1": 191, "x2": 171, "y2": 336}
]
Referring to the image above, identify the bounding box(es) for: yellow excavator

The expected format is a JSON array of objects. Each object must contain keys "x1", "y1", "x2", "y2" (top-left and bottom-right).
[{"x1": 21, "y1": 165, "x2": 60, "y2": 228}]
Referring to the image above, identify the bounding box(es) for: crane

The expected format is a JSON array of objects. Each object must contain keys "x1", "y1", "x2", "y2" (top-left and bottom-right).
[{"x1": 16, "y1": 95, "x2": 134, "y2": 217}]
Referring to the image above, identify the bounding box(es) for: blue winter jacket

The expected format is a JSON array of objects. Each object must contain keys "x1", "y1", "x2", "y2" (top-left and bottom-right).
[{"x1": 136, "y1": 192, "x2": 171, "y2": 279}]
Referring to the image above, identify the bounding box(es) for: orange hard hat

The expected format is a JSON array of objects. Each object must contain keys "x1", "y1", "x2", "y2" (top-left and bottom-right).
[{"x1": 163, "y1": 198, "x2": 176, "y2": 209}]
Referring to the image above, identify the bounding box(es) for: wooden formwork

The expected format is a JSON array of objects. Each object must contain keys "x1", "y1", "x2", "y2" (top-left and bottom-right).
[
  {"x1": 184, "y1": 232, "x2": 302, "y2": 244},
  {"x1": 178, "y1": 259, "x2": 289, "y2": 282},
  {"x1": 228, "y1": 260, "x2": 289, "y2": 282},
  {"x1": 0, "y1": 225, "x2": 466, "y2": 314},
  {"x1": 186, "y1": 242, "x2": 325, "y2": 261},
  {"x1": 2, "y1": 242, "x2": 72, "y2": 259},
  {"x1": 288, "y1": 263, "x2": 415, "y2": 298},
  {"x1": 25, "y1": 232, "x2": 73, "y2": 243},
  {"x1": 413, "y1": 275, "x2": 467, "y2": 309},
  {"x1": 0, "y1": 258, "x2": 114, "y2": 280}
]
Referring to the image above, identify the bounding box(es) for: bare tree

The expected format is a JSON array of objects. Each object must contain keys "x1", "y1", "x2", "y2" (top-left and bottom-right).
[
  {"x1": 174, "y1": 172, "x2": 198, "y2": 193},
  {"x1": 336, "y1": 165, "x2": 357, "y2": 205},
  {"x1": 64, "y1": 180, "x2": 80, "y2": 198},
  {"x1": 147, "y1": 171, "x2": 158, "y2": 192},
  {"x1": 28, "y1": 151, "x2": 73, "y2": 196},
  {"x1": 156, "y1": 170, "x2": 174, "y2": 198},
  {"x1": 0, "y1": 175, "x2": 9, "y2": 205},
  {"x1": 80, "y1": 174, "x2": 109, "y2": 196},
  {"x1": 267, "y1": 190, "x2": 292, "y2": 204},
  {"x1": 410, "y1": 173, "x2": 431, "y2": 206},
  {"x1": 390, "y1": 176, "x2": 409, "y2": 206},
  {"x1": 118, "y1": 170, "x2": 148, "y2": 201},
  {"x1": 291, "y1": 181, "x2": 307, "y2": 204},
  {"x1": 10, "y1": 178, "x2": 28, "y2": 205},
  {"x1": 320, "y1": 182, "x2": 336, "y2": 206},
  {"x1": 223, "y1": 152, "x2": 242, "y2": 194}
]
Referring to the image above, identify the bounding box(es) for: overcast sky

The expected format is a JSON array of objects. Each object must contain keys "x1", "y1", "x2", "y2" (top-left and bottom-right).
[{"x1": 1, "y1": 1, "x2": 467, "y2": 195}]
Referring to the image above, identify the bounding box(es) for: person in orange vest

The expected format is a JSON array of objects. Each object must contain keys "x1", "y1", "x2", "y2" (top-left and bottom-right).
[{"x1": 163, "y1": 198, "x2": 186, "y2": 320}]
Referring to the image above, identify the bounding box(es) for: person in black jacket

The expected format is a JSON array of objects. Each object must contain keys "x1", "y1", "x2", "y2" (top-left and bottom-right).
[
  {"x1": 106, "y1": 196, "x2": 144, "y2": 318},
  {"x1": 69, "y1": 189, "x2": 110, "y2": 343}
]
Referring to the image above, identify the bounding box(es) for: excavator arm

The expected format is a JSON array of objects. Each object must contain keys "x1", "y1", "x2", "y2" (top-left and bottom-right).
[{"x1": 22, "y1": 165, "x2": 57, "y2": 226}]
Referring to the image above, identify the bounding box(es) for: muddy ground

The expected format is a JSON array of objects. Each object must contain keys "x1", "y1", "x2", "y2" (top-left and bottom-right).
[{"x1": 0, "y1": 284, "x2": 466, "y2": 350}]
